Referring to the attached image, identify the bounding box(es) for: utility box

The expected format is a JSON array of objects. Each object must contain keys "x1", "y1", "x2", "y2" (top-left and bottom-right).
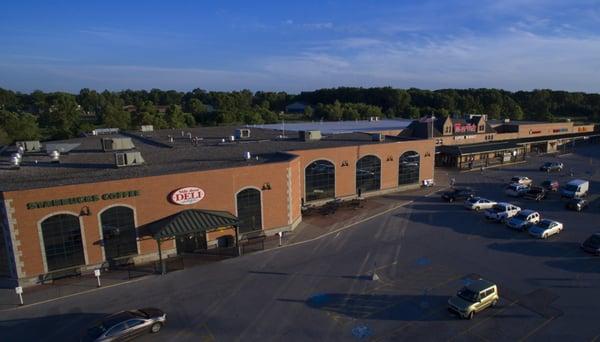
[
  {"x1": 140, "y1": 125, "x2": 154, "y2": 132},
  {"x1": 235, "y1": 128, "x2": 251, "y2": 139},
  {"x1": 16, "y1": 141, "x2": 42, "y2": 152},
  {"x1": 299, "y1": 130, "x2": 322, "y2": 141},
  {"x1": 115, "y1": 152, "x2": 145, "y2": 167},
  {"x1": 102, "y1": 137, "x2": 135, "y2": 151}
]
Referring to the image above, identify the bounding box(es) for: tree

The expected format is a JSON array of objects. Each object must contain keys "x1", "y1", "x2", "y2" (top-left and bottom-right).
[
  {"x1": 41, "y1": 93, "x2": 81, "y2": 139},
  {"x1": 165, "y1": 105, "x2": 187, "y2": 128},
  {"x1": 102, "y1": 104, "x2": 131, "y2": 129},
  {"x1": 0, "y1": 127, "x2": 9, "y2": 145},
  {"x1": 303, "y1": 105, "x2": 314, "y2": 119},
  {"x1": 0, "y1": 110, "x2": 41, "y2": 142}
]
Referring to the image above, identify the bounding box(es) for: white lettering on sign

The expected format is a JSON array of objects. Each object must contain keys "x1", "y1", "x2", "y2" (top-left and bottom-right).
[
  {"x1": 170, "y1": 187, "x2": 205, "y2": 205},
  {"x1": 454, "y1": 123, "x2": 477, "y2": 133}
]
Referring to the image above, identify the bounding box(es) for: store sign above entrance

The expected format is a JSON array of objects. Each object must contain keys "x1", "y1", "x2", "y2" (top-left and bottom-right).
[
  {"x1": 454, "y1": 123, "x2": 476, "y2": 133},
  {"x1": 170, "y1": 187, "x2": 205, "y2": 205}
]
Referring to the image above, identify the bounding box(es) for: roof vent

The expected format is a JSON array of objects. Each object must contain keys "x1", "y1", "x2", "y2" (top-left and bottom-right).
[
  {"x1": 16, "y1": 140, "x2": 42, "y2": 152},
  {"x1": 49, "y1": 150, "x2": 60, "y2": 163},
  {"x1": 299, "y1": 130, "x2": 322, "y2": 141},
  {"x1": 504, "y1": 118, "x2": 510, "y2": 123},
  {"x1": 369, "y1": 116, "x2": 380, "y2": 122},
  {"x1": 140, "y1": 125, "x2": 154, "y2": 132},
  {"x1": 92, "y1": 128, "x2": 120, "y2": 135},
  {"x1": 9, "y1": 155, "x2": 20, "y2": 169},
  {"x1": 371, "y1": 133, "x2": 385, "y2": 142},
  {"x1": 102, "y1": 137, "x2": 135, "y2": 152},
  {"x1": 244, "y1": 151, "x2": 251, "y2": 160},
  {"x1": 115, "y1": 152, "x2": 145, "y2": 167},
  {"x1": 235, "y1": 128, "x2": 251, "y2": 139},
  {"x1": 229, "y1": 135, "x2": 235, "y2": 142}
]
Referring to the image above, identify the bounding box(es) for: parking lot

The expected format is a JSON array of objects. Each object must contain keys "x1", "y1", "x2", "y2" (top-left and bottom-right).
[{"x1": 0, "y1": 145, "x2": 599, "y2": 341}]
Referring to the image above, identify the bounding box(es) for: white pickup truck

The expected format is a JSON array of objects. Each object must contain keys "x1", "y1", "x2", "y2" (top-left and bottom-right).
[{"x1": 485, "y1": 203, "x2": 521, "y2": 222}]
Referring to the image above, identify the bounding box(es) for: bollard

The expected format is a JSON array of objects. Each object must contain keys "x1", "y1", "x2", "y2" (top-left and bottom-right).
[
  {"x1": 277, "y1": 231, "x2": 283, "y2": 246},
  {"x1": 94, "y1": 269, "x2": 101, "y2": 287},
  {"x1": 15, "y1": 286, "x2": 23, "y2": 306}
]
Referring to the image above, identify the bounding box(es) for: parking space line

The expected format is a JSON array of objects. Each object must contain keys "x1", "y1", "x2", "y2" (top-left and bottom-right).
[
  {"x1": 446, "y1": 299, "x2": 520, "y2": 342},
  {"x1": 517, "y1": 315, "x2": 558, "y2": 342}
]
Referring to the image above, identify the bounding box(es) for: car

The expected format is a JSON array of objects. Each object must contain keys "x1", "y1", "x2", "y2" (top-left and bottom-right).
[
  {"x1": 464, "y1": 197, "x2": 497, "y2": 211},
  {"x1": 523, "y1": 186, "x2": 546, "y2": 201},
  {"x1": 506, "y1": 210, "x2": 541, "y2": 231},
  {"x1": 566, "y1": 197, "x2": 588, "y2": 212},
  {"x1": 510, "y1": 176, "x2": 533, "y2": 186},
  {"x1": 442, "y1": 187, "x2": 474, "y2": 202},
  {"x1": 505, "y1": 183, "x2": 530, "y2": 197},
  {"x1": 560, "y1": 179, "x2": 589, "y2": 198},
  {"x1": 529, "y1": 219, "x2": 563, "y2": 239},
  {"x1": 540, "y1": 179, "x2": 559, "y2": 192},
  {"x1": 448, "y1": 279, "x2": 499, "y2": 320},
  {"x1": 81, "y1": 308, "x2": 166, "y2": 342},
  {"x1": 540, "y1": 162, "x2": 563, "y2": 172},
  {"x1": 485, "y1": 203, "x2": 521, "y2": 222},
  {"x1": 581, "y1": 233, "x2": 600, "y2": 255}
]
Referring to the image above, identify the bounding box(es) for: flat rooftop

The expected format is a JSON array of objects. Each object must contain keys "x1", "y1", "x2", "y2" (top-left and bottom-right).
[
  {"x1": 255, "y1": 119, "x2": 411, "y2": 134},
  {"x1": 0, "y1": 126, "x2": 414, "y2": 191}
]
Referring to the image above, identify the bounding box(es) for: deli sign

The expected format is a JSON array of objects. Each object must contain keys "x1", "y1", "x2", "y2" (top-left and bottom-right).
[{"x1": 170, "y1": 187, "x2": 205, "y2": 205}]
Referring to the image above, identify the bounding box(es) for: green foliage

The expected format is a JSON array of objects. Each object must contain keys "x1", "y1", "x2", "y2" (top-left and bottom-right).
[
  {"x1": 102, "y1": 103, "x2": 131, "y2": 129},
  {"x1": 0, "y1": 110, "x2": 41, "y2": 142},
  {"x1": 165, "y1": 105, "x2": 187, "y2": 128},
  {"x1": 0, "y1": 127, "x2": 9, "y2": 146}
]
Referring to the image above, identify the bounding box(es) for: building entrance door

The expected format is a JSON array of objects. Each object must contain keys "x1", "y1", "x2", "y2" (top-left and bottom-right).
[{"x1": 176, "y1": 232, "x2": 207, "y2": 254}]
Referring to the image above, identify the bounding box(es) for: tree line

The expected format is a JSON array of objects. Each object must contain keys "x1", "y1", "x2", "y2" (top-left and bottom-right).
[{"x1": 1, "y1": 86, "x2": 599, "y2": 145}]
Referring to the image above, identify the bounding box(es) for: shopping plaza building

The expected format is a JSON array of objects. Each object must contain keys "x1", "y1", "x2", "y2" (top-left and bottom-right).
[
  {"x1": 0, "y1": 115, "x2": 597, "y2": 287},
  {"x1": 0, "y1": 123, "x2": 433, "y2": 286}
]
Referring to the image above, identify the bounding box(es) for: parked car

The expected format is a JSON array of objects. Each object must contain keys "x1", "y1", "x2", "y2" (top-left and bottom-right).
[
  {"x1": 505, "y1": 183, "x2": 530, "y2": 197},
  {"x1": 523, "y1": 186, "x2": 546, "y2": 201},
  {"x1": 510, "y1": 176, "x2": 533, "y2": 186},
  {"x1": 581, "y1": 233, "x2": 600, "y2": 255},
  {"x1": 485, "y1": 203, "x2": 521, "y2": 222},
  {"x1": 448, "y1": 279, "x2": 499, "y2": 320},
  {"x1": 540, "y1": 162, "x2": 563, "y2": 172},
  {"x1": 506, "y1": 210, "x2": 541, "y2": 231},
  {"x1": 442, "y1": 187, "x2": 474, "y2": 202},
  {"x1": 540, "y1": 179, "x2": 559, "y2": 192},
  {"x1": 529, "y1": 219, "x2": 563, "y2": 239},
  {"x1": 566, "y1": 197, "x2": 588, "y2": 212},
  {"x1": 81, "y1": 308, "x2": 166, "y2": 342},
  {"x1": 560, "y1": 179, "x2": 589, "y2": 198},
  {"x1": 464, "y1": 197, "x2": 497, "y2": 211}
]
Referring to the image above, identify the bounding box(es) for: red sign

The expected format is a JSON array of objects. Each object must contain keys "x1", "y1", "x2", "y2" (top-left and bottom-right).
[
  {"x1": 454, "y1": 123, "x2": 476, "y2": 133},
  {"x1": 170, "y1": 187, "x2": 205, "y2": 205}
]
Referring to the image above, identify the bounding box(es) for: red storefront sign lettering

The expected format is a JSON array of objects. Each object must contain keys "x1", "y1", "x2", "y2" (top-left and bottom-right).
[
  {"x1": 170, "y1": 187, "x2": 205, "y2": 205},
  {"x1": 454, "y1": 123, "x2": 476, "y2": 133}
]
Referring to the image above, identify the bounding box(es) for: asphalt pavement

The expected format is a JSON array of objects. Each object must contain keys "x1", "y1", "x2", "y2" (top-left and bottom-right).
[{"x1": 1, "y1": 145, "x2": 599, "y2": 342}]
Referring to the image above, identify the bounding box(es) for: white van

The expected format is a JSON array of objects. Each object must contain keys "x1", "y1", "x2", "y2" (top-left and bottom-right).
[{"x1": 561, "y1": 179, "x2": 589, "y2": 198}]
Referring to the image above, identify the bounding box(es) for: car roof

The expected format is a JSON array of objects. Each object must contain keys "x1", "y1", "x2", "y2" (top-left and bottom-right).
[
  {"x1": 539, "y1": 219, "x2": 558, "y2": 224},
  {"x1": 518, "y1": 209, "x2": 538, "y2": 215},
  {"x1": 101, "y1": 311, "x2": 138, "y2": 328},
  {"x1": 495, "y1": 202, "x2": 511, "y2": 206},
  {"x1": 467, "y1": 279, "x2": 496, "y2": 292}
]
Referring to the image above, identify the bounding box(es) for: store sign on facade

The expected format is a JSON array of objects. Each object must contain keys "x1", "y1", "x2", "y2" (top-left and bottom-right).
[
  {"x1": 170, "y1": 187, "x2": 205, "y2": 205},
  {"x1": 454, "y1": 123, "x2": 476, "y2": 133}
]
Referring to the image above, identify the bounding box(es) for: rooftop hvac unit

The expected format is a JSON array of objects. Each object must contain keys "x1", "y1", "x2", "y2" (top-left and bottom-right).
[
  {"x1": 369, "y1": 116, "x2": 380, "y2": 122},
  {"x1": 235, "y1": 128, "x2": 251, "y2": 139},
  {"x1": 16, "y1": 140, "x2": 42, "y2": 152},
  {"x1": 299, "y1": 130, "x2": 322, "y2": 141},
  {"x1": 102, "y1": 137, "x2": 135, "y2": 151},
  {"x1": 140, "y1": 125, "x2": 154, "y2": 132},
  {"x1": 115, "y1": 152, "x2": 145, "y2": 167},
  {"x1": 92, "y1": 128, "x2": 120, "y2": 135},
  {"x1": 244, "y1": 151, "x2": 251, "y2": 160},
  {"x1": 371, "y1": 133, "x2": 385, "y2": 142},
  {"x1": 49, "y1": 150, "x2": 60, "y2": 163}
]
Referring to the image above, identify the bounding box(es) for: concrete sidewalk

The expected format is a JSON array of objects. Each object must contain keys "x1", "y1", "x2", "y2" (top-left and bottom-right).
[{"x1": 0, "y1": 181, "x2": 447, "y2": 311}]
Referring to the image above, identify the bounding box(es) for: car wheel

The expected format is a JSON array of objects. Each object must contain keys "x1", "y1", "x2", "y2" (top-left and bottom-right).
[
  {"x1": 542, "y1": 234, "x2": 547, "y2": 239},
  {"x1": 449, "y1": 198, "x2": 454, "y2": 203},
  {"x1": 151, "y1": 322, "x2": 163, "y2": 333},
  {"x1": 467, "y1": 311, "x2": 474, "y2": 320},
  {"x1": 475, "y1": 206, "x2": 480, "y2": 211},
  {"x1": 492, "y1": 299, "x2": 498, "y2": 307}
]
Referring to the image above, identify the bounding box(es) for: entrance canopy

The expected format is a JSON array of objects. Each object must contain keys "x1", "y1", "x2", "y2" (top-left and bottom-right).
[
  {"x1": 142, "y1": 209, "x2": 239, "y2": 240},
  {"x1": 437, "y1": 141, "x2": 519, "y2": 157}
]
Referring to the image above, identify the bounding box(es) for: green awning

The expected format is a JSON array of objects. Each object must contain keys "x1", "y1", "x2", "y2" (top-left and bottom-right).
[{"x1": 142, "y1": 209, "x2": 239, "y2": 240}]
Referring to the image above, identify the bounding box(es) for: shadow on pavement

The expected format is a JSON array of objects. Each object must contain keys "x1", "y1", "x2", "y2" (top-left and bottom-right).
[
  {"x1": 0, "y1": 312, "x2": 107, "y2": 342},
  {"x1": 487, "y1": 241, "x2": 582, "y2": 257},
  {"x1": 545, "y1": 257, "x2": 600, "y2": 274}
]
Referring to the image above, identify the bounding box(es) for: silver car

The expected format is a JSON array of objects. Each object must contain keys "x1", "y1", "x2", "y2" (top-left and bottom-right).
[{"x1": 82, "y1": 308, "x2": 166, "y2": 341}]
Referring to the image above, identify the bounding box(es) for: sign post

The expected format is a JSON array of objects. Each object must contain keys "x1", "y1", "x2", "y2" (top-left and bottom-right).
[
  {"x1": 94, "y1": 269, "x2": 101, "y2": 287},
  {"x1": 277, "y1": 231, "x2": 283, "y2": 246},
  {"x1": 15, "y1": 286, "x2": 23, "y2": 306}
]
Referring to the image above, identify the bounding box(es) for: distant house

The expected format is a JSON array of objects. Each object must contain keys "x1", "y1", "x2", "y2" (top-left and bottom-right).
[
  {"x1": 123, "y1": 105, "x2": 137, "y2": 113},
  {"x1": 285, "y1": 102, "x2": 307, "y2": 114}
]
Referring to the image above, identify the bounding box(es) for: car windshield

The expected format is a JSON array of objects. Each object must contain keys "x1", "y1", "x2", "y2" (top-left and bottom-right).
[
  {"x1": 536, "y1": 220, "x2": 551, "y2": 229},
  {"x1": 544, "y1": 162, "x2": 552, "y2": 167},
  {"x1": 130, "y1": 309, "x2": 149, "y2": 318},
  {"x1": 565, "y1": 184, "x2": 579, "y2": 191},
  {"x1": 492, "y1": 205, "x2": 506, "y2": 212},
  {"x1": 511, "y1": 177, "x2": 520, "y2": 182},
  {"x1": 87, "y1": 325, "x2": 107, "y2": 338},
  {"x1": 514, "y1": 213, "x2": 528, "y2": 220},
  {"x1": 467, "y1": 198, "x2": 478, "y2": 203},
  {"x1": 586, "y1": 235, "x2": 600, "y2": 246},
  {"x1": 457, "y1": 287, "x2": 479, "y2": 302}
]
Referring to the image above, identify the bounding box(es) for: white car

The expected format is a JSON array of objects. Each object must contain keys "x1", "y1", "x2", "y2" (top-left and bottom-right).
[
  {"x1": 505, "y1": 184, "x2": 530, "y2": 197},
  {"x1": 485, "y1": 203, "x2": 521, "y2": 222},
  {"x1": 464, "y1": 197, "x2": 497, "y2": 211},
  {"x1": 506, "y1": 210, "x2": 541, "y2": 231},
  {"x1": 510, "y1": 176, "x2": 533, "y2": 186},
  {"x1": 529, "y1": 219, "x2": 563, "y2": 239}
]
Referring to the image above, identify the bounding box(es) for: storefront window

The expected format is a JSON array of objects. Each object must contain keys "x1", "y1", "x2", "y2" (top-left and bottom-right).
[
  {"x1": 237, "y1": 188, "x2": 262, "y2": 233},
  {"x1": 356, "y1": 155, "x2": 381, "y2": 193},
  {"x1": 305, "y1": 160, "x2": 335, "y2": 202},
  {"x1": 41, "y1": 214, "x2": 85, "y2": 271},
  {"x1": 100, "y1": 206, "x2": 138, "y2": 260},
  {"x1": 399, "y1": 151, "x2": 420, "y2": 185}
]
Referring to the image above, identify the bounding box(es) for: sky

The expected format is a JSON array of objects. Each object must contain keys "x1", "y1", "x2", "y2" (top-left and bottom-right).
[{"x1": 1, "y1": 0, "x2": 600, "y2": 93}]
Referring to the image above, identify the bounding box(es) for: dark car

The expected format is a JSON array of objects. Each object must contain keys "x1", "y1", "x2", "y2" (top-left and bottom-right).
[
  {"x1": 541, "y1": 179, "x2": 559, "y2": 192},
  {"x1": 566, "y1": 197, "x2": 589, "y2": 212},
  {"x1": 442, "y1": 187, "x2": 474, "y2": 202},
  {"x1": 540, "y1": 162, "x2": 563, "y2": 172},
  {"x1": 523, "y1": 186, "x2": 546, "y2": 201},
  {"x1": 581, "y1": 233, "x2": 600, "y2": 255},
  {"x1": 81, "y1": 308, "x2": 166, "y2": 342}
]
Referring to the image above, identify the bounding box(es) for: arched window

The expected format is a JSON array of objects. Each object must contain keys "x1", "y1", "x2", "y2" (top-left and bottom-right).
[
  {"x1": 399, "y1": 151, "x2": 420, "y2": 185},
  {"x1": 237, "y1": 188, "x2": 262, "y2": 234},
  {"x1": 100, "y1": 206, "x2": 138, "y2": 260},
  {"x1": 305, "y1": 160, "x2": 335, "y2": 202},
  {"x1": 41, "y1": 214, "x2": 85, "y2": 271},
  {"x1": 356, "y1": 155, "x2": 381, "y2": 193}
]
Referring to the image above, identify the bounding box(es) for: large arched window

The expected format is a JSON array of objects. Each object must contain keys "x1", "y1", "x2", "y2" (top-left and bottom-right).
[
  {"x1": 399, "y1": 151, "x2": 420, "y2": 185},
  {"x1": 41, "y1": 214, "x2": 85, "y2": 271},
  {"x1": 100, "y1": 206, "x2": 138, "y2": 260},
  {"x1": 237, "y1": 188, "x2": 262, "y2": 234},
  {"x1": 305, "y1": 160, "x2": 335, "y2": 202},
  {"x1": 356, "y1": 155, "x2": 381, "y2": 193}
]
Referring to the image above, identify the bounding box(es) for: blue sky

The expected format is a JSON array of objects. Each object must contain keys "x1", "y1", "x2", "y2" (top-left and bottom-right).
[{"x1": 1, "y1": 0, "x2": 599, "y2": 93}]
